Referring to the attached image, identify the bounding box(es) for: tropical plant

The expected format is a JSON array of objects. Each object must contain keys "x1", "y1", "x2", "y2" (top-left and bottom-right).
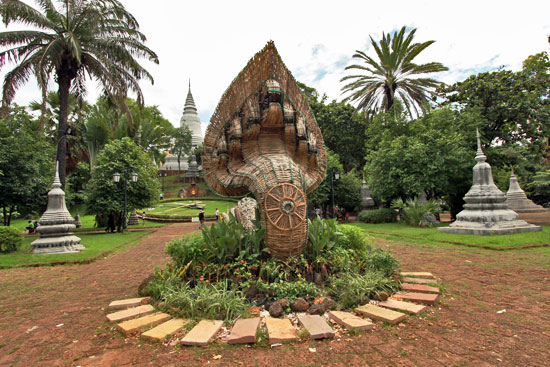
[
  {"x1": 306, "y1": 217, "x2": 342, "y2": 270},
  {"x1": 341, "y1": 26, "x2": 448, "y2": 118},
  {"x1": 0, "y1": 0, "x2": 158, "y2": 186},
  {"x1": 328, "y1": 271, "x2": 398, "y2": 309},
  {"x1": 391, "y1": 197, "x2": 440, "y2": 227}
]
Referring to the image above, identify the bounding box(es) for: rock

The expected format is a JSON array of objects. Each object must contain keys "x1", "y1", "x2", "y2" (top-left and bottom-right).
[
  {"x1": 290, "y1": 298, "x2": 309, "y2": 312},
  {"x1": 274, "y1": 298, "x2": 289, "y2": 308},
  {"x1": 157, "y1": 301, "x2": 166, "y2": 308},
  {"x1": 307, "y1": 304, "x2": 324, "y2": 315},
  {"x1": 138, "y1": 274, "x2": 155, "y2": 296},
  {"x1": 374, "y1": 291, "x2": 389, "y2": 301},
  {"x1": 247, "y1": 306, "x2": 261, "y2": 315},
  {"x1": 321, "y1": 297, "x2": 337, "y2": 311},
  {"x1": 269, "y1": 303, "x2": 284, "y2": 318}
]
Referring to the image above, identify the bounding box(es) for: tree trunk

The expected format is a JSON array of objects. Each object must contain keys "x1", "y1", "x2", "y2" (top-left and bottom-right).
[
  {"x1": 57, "y1": 72, "x2": 72, "y2": 189},
  {"x1": 2, "y1": 207, "x2": 6, "y2": 226},
  {"x1": 7, "y1": 205, "x2": 14, "y2": 226}
]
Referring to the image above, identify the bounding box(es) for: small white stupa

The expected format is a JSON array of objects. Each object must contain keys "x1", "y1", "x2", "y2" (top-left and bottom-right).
[
  {"x1": 506, "y1": 170, "x2": 548, "y2": 213},
  {"x1": 438, "y1": 130, "x2": 541, "y2": 235},
  {"x1": 31, "y1": 162, "x2": 84, "y2": 254}
]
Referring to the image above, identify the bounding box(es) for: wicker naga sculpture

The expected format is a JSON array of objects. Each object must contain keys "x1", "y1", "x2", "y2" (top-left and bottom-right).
[{"x1": 203, "y1": 42, "x2": 327, "y2": 259}]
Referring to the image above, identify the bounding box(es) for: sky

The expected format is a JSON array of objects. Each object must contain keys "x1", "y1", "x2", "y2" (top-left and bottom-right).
[{"x1": 1, "y1": 0, "x2": 550, "y2": 136}]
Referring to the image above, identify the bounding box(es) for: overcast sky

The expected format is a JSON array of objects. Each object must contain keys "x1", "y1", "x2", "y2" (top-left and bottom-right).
[{"x1": 1, "y1": 0, "x2": 549, "y2": 135}]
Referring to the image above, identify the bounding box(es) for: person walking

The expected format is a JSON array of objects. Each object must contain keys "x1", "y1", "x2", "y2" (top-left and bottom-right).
[
  {"x1": 215, "y1": 208, "x2": 220, "y2": 221},
  {"x1": 141, "y1": 212, "x2": 146, "y2": 226},
  {"x1": 198, "y1": 209, "x2": 205, "y2": 230}
]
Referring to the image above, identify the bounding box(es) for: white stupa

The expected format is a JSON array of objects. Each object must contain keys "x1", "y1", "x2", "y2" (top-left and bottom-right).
[{"x1": 163, "y1": 81, "x2": 204, "y2": 172}]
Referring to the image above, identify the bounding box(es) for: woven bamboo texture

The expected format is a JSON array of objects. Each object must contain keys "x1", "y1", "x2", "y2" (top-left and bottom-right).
[{"x1": 202, "y1": 41, "x2": 327, "y2": 258}]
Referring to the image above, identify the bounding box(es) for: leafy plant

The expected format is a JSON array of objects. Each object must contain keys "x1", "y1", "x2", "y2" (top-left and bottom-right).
[
  {"x1": 364, "y1": 248, "x2": 400, "y2": 277},
  {"x1": 306, "y1": 217, "x2": 342, "y2": 271},
  {"x1": 253, "y1": 279, "x2": 319, "y2": 300},
  {"x1": 0, "y1": 226, "x2": 23, "y2": 253},
  {"x1": 328, "y1": 271, "x2": 398, "y2": 308},
  {"x1": 159, "y1": 280, "x2": 247, "y2": 322},
  {"x1": 391, "y1": 197, "x2": 440, "y2": 227},
  {"x1": 358, "y1": 208, "x2": 398, "y2": 223}
]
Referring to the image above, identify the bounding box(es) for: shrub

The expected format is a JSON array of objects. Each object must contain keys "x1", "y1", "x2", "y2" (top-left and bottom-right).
[
  {"x1": 365, "y1": 248, "x2": 400, "y2": 277},
  {"x1": 0, "y1": 226, "x2": 23, "y2": 253},
  {"x1": 328, "y1": 271, "x2": 398, "y2": 308},
  {"x1": 336, "y1": 225, "x2": 372, "y2": 251},
  {"x1": 358, "y1": 208, "x2": 397, "y2": 223},
  {"x1": 391, "y1": 197, "x2": 440, "y2": 227}
]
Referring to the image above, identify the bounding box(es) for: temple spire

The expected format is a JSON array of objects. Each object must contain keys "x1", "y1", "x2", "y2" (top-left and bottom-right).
[{"x1": 475, "y1": 128, "x2": 486, "y2": 163}]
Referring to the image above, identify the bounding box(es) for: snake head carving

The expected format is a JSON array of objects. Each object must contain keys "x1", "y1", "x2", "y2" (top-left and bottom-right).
[{"x1": 202, "y1": 41, "x2": 327, "y2": 258}]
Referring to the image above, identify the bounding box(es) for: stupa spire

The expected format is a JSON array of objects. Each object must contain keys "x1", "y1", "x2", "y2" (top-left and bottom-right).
[
  {"x1": 475, "y1": 128, "x2": 486, "y2": 163},
  {"x1": 53, "y1": 161, "x2": 61, "y2": 189},
  {"x1": 184, "y1": 79, "x2": 197, "y2": 114}
]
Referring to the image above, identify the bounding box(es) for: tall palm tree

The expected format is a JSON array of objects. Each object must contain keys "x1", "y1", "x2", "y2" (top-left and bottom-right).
[
  {"x1": 0, "y1": 0, "x2": 158, "y2": 187},
  {"x1": 341, "y1": 26, "x2": 448, "y2": 118}
]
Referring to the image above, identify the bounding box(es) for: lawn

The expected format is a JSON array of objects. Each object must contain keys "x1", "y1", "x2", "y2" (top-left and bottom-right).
[
  {"x1": 8, "y1": 211, "x2": 166, "y2": 234},
  {"x1": 144, "y1": 199, "x2": 235, "y2": 218},
  {"x1": 0, "y1": 231, "x2": 150, "y2": 269},
  {"x1": 347, "y1": 222, "x2": 549, "y2": 249}
]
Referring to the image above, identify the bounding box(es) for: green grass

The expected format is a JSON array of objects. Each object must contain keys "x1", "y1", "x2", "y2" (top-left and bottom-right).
[
  {"x1": 144, "y1": 199, "x2": 235, "y2": 218},
  {"x1": 346, "y1": 222, "x2": 549, "y2": 249},
  {"x1": 0, "y1": 231, "x2": 150, "y2": 269},
  {"x1": 8, "y1": 212, "x2": 166, "y2": 234}
]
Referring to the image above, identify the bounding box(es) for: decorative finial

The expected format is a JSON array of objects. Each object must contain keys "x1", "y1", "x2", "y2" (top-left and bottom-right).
[
  {"x1": 53, "y1": 161, "x2": 61, "y2": 188},
  {"x1": 189, "y1": 78, "x2": 191, "y2": 90},
  {"x1": 475, "y1": 129, "x2": 486, "y2": 163}
]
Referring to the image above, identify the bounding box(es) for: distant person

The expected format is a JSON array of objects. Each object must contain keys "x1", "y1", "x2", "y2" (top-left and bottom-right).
[
  {"x1": 25, "y1": 221, "x2": 34, "y2": 234},
  {"x1": 215, "y1": 208, "x2": 220, "y2": 221},
  {"x1": 160, "y1": 192, "x2": 164, "y2": 200},
  {"x1": 198, "y1": 209, "x2": 205, "y2": 229},
  {"x1": 142, "y1": 212, "x2": 146, "y2": 226}
]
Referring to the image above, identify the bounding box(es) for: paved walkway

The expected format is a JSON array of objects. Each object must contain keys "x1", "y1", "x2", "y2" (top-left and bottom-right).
[{"x1": 0, "y1": 223, "x2": 549, "y2": 367}]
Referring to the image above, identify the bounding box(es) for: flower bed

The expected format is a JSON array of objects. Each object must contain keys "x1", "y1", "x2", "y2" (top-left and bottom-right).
[{"x1": 141, "y1": 217, "x2": 400, "y2": 322}]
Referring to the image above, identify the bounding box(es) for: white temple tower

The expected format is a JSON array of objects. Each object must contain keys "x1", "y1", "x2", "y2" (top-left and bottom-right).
[
  {"x1": 163, "y1": 81, "x2": 204, "y2": 172},
  {"x1": 181, "y1": 81, "x2": 203, "y2": 149}
]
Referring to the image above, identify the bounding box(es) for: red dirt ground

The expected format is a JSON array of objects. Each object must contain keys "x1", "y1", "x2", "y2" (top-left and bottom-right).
[{"x1": 0, "y1": 222, "x2": 549, "y2": 367}]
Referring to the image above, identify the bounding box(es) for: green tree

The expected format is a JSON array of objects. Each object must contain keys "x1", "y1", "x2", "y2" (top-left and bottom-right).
[
  {"x1": 298, "y1": 82, "x2": 367, "y2": 171},
  {"x1": 0, "y1": 105, "x2": 53, "y2": 225},
  {"x1": 341, "y1": 26, "x2": 448, "y2": 117},
  {"x1": 0, "y1": 0, "x2": 159, "y2": 187},
  {"x1": 365, "y1": 104, "x2": 481, "y2": 218},
  {"x1": 170, "y1": 125, "x2": 192, "y2": 181},
  {"x1": 439, "y1": 52, "x2": 550, "y2": 159},
  {"x1": 85, "y1": 137, "x2": 159, "y2": 231}
]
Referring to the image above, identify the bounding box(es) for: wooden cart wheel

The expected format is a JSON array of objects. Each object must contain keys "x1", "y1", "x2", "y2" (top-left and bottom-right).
[{"x1": 264, "y1": 183, "x2": 306, "y2": 231}]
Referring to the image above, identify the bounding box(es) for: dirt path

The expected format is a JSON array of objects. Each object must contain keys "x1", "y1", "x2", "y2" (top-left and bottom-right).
[{"x1": 1, "y1": 223, "x2": 549, "y2": 367}]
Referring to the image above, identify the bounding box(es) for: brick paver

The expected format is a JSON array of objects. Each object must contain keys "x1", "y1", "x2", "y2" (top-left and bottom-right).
[
  {"x1": 117, "y1": 312, "x2": 171, "y2": 335},
  {"x1": 106, "y1": 304, "x2": 154, "y2": 322},
  {"x1": 328, "y1": 311, "x2": 374, "y2": 331},
  {"x1": 354, "y1": 304, "x2": 407, "y2": 324}
]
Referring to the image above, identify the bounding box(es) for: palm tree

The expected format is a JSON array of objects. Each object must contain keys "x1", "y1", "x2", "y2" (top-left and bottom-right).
[
  {"x1": 0, "y1": 0, "x2": 158, "y2": 187},
  {"x1": 341, "y1": 26, "x2": 448, "y2": 118}
]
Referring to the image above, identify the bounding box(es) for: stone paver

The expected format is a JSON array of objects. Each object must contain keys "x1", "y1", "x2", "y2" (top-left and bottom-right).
[
  {"x1": 108, "y1": 297, "x2": 151, "y2": 310},
  {"x1": 181, "y1": 320, "x2": 224, "y2": 346},
  {"x1": 106, "y1": 304, "x2": 154, "y2": 322},
  {"x1": 227, "y1": 318, "x2": 260, "y2": 344},
  {"x1": 328, "y1": 311, "x2": 374, "y2": 331},
  {"x1": 400, "y1": 271, "x2": 434, "y2": 278},
  {"x1": 297, "y1": 315, "x2": 335, "y2": 339},
  {"x1": 402, "y1": 277, "x2": 436, "y2": 284},
  {"x1": 401, "y1": 283, "x2": 440, "y2": 294},
  {"x1": 354, "y1": 304, "x2": 407, "y2": 325},
  {"x1": 265, "y1": 317, "x2": 296, "y2": 344},
  {"x1": 117, "y1": 312, "x2": 171, "y2": 335},
  {"x1": 378, "y1": 299, "x2": 427, "y2": 315},
  {"x1": 392, "y1": 292, "x2": 439, "y2": 305},
  {"x1": 141, "y1": 318, "x2": 188, "y2": 341}
]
